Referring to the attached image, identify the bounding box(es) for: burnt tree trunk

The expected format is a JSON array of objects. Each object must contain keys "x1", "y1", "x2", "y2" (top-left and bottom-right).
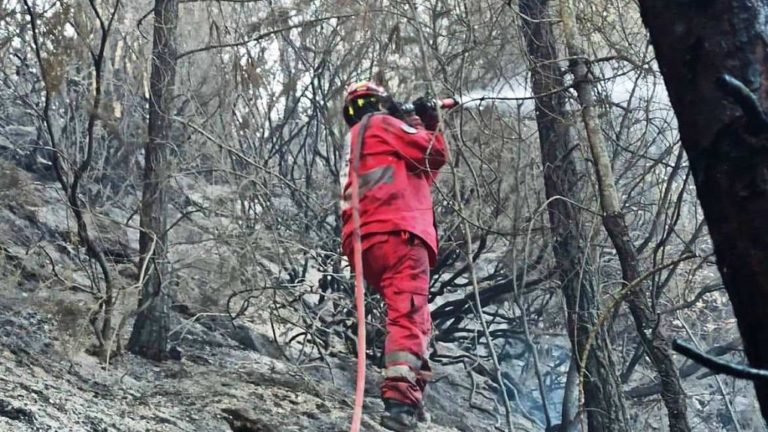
[
  {"x1": 127, "y1": 0, "x2": 179, "y2": 361},
  {"x1": 519, "y1": 1, "x2": 630, "y2": 431},
  {"x1": 22, "y1": 0, "x2": 119, "y2": 357},
  {"x1": 637, "y1": 0, "x2": 768, "y2": 420},
  {"x1": 559, "y1": 2, "x2": 691, "y2": 430}
]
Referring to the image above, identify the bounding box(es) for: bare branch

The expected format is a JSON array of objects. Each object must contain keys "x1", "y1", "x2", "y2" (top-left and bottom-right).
[
  {"x1": 176, "y1": 14, "x2": 355, "y2": 60},
  {"x1": 672, "y1": 339, "x2": 768, "y2": 381}
]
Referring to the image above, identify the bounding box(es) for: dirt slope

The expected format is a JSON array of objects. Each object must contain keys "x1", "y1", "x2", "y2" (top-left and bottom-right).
[{"x1": 0, "y1": 298, "x2": 538, "y2": 432}]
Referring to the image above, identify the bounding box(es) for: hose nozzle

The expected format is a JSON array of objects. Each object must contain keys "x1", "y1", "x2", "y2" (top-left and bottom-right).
[
  {"x1": 398, "y1": 97, "x2": 459, "y2": 114},
  {"x1": 437, "y1": 97, "x2": 459, "y2": 109}
]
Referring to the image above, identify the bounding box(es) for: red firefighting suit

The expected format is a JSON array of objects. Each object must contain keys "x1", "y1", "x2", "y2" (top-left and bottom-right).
[{"x1": 340, "y1": 112, "x2": 446, "y2": 407}]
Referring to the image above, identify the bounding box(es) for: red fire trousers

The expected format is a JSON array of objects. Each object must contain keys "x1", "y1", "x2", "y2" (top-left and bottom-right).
[{"x1": 358, "y1": 231, "x2": 432, "y2": 407}]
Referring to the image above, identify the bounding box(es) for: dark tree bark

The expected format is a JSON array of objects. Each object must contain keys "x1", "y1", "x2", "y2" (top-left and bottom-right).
[
  {"x1": 127, "y1": 0, "x2": 179, "y2": 361},
  {"x1": 519, "y1": 1, "x2": 630, "y2": 431},
  {"x1": 636, "y1": 0, "x2": 768, "y2": 420}
]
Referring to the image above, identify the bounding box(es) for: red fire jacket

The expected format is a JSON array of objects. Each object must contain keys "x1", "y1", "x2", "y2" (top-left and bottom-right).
[{"x1": 340, "y1": 113, "x2": 447, "y2": 266}]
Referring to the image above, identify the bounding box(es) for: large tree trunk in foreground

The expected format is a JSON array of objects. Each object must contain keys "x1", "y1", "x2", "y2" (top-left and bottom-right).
[
  {"x1": 559, "y1": 2, "x2": 691, "y2": 431},
  {"x1": 519, "y1": 1, "x2": 630, "y2": 431},
  {"x1": 637, "y1": 0, "x2": 768, "y2": 420},
  {"x1": 127, "y1": 0, "x2": 179, "y2": 361}
]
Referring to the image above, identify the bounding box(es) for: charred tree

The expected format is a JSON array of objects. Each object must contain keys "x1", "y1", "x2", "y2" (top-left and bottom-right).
[
  {"x1": 127, "y1": 0, "x2": 179, "y2": 361},
  {"x1": 519, "y1": 1, "x2": 630, "y2": 431},
  {"x1": 559, "y1": 2, "x2": 691, "y2": 431},
  {"x1": 636, "y1": 0, "x2": 768, "y2": 420},
  {"x1": 22, "y1": 0, "x2": 120, "y2": 358}
]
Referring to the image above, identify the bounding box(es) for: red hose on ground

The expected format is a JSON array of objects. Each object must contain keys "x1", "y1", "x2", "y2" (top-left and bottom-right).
[
  {"x1": 349, "y1": 182, "x2": 366, "y2": 431},
  {"x1": 348, "y1": 115, "x2": 372, "y2": 432}
]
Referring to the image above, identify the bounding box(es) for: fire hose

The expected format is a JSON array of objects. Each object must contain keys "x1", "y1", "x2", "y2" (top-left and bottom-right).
[
  {"x1": 348, "y1": 113, "x2": 370, "y2": 432},
  {"x1": 348, "y1": 97, "x2": 458, "y2": 432}
]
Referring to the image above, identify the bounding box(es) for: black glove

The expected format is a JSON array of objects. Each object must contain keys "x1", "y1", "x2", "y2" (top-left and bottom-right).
[
  {"x1": 412, "y1": 97, "x2": 439, "y2": 131},
  {"x1": 380, "y1": 97, "x2": 413, "y2": 123}
]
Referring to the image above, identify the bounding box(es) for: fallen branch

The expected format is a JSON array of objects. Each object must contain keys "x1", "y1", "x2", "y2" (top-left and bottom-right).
[
  {"x1": 626, "y1": 339, "x2": 740, "y2": 397},
  {"x1": 672, "y1": 339, "x2": 768, "y2": 381}
]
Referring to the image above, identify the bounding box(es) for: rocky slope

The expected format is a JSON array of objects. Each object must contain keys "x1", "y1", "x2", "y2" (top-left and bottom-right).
[
  {"x1": 0, "y1": 298, "x2": 537, "y2": 432},
  {"x1": 0, "y1": 162, "x2": 539, "y2": 431}
]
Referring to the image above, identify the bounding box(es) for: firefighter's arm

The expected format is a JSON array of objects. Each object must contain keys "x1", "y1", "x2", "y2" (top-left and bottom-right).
[
  {"x1": 399, "y1": 126, "x2": 447, "y2": 174},
  {"x1": 408, "y1": 96, "x2": 447, "y2": 178},
  {"x1": 375, "y1": 115, "x2": 447, "y2": 173},
  {"x1": 424, "y1": 132, "x2": 446, "y2": 185}
]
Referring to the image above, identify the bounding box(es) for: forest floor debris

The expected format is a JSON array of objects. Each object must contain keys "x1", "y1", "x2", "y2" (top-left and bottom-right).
[{"x1": 0, "y1": 297, "x2": 538, "y2": 431}]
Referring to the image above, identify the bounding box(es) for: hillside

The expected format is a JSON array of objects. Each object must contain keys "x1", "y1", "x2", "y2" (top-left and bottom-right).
[{"x1": 0, "y1": 164, "x2": 539, "y2": 432}]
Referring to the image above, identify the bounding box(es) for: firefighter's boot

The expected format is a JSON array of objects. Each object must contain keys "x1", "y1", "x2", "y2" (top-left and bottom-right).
[{"x1": 381, "y1": 399, "x2": 419, "y2": 431}]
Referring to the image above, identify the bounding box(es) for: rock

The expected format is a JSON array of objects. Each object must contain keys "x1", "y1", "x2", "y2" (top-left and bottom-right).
[
  {"x1": 222, "y1": 407, "x2": 279, "y2": 432},
  {"x1": 229, "y1": 324, "x2": 282, "y2": 358},
  {"x1": 89, "y1": 209, "x2": 136, "y2": 264},
  {"x1": 168, "y1": 345, "x2": 183, "y2": 361},
  {"x1": 0, "y1": 399, "x2": 35, "y2": 424}
]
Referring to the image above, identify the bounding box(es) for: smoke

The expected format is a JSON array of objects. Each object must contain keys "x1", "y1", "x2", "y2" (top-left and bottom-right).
[
  {"x1": 453, "y1": 81, "x2": 534, "y2": 112},
  {"x1": 453, "y1": 70, "x2": 671, "y2": 115}
]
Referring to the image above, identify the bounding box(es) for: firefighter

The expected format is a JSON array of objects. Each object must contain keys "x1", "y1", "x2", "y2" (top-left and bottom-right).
[{"x1": 339, "y1": 81, "x2": 447, "y2": 431}]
